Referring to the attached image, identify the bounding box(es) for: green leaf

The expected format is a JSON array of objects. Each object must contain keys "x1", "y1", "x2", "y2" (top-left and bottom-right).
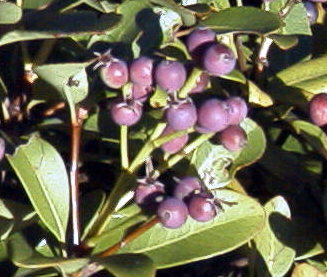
[
  {"x1": 34, "y1": 63, "x2": 89, "y2": 104},
  {"x1": 0, "y1": 2, "x2": 22, "y2": 24},
  {"x1": 248, "y1": 80, "x2": 274, "y2": 107},
  {"x1": 267, "y1": 0, "x2": 311, "y2": 36},
  {"x1": 22, "y1": 0, "x2": 53, "y2": 9},
  {"x1": 118, "y1": 190, "x2": 265, "y2": 268},
  {"x1": 190, "y1": 118, "x2": 266, "y2": 189},
  {"x1": 89, "y1": 204, "x2": 147, "y2": 254},
  {"x1": 0, "y1": 198, "x2": 36, "y2": 240},
  {"x1": 6, "y1": 136, "x2": 70, "y2": 243},
  {"x1": 275, "y1": 55, "x2": 327, "y2": 94},
  {"x1": 0, "y1": 12, "x2": 120, "y2": 46},
  {"x1": 8, "y1": 233, "x2": 89, "y2": 273},
  {"x1": 200, "y1": 7, "x2": 281, "y2": 34},
  {"x1": 254, "y1": 196, "x2": 295, "y2": 277},
  {"x1": 97, "y1": 254, "x2": 156, "y2": 277},
  {"x1": 290, "y1": 120, "x2": 327, "y2": 159},
  {"x1": 291, "y1": 263, "x2": 326, "y2": 277},
  {"x1": 270, "y1": 35, "x2": 299, "y2": 50},
  {"x1": 88, "y1": 0, "x2": 151, "y2": 45}
]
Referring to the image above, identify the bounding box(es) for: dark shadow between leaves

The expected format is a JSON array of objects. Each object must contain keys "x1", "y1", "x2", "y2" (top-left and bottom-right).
[{"x1": 269, "y1": 212, "x2": 327, "y2": 259}]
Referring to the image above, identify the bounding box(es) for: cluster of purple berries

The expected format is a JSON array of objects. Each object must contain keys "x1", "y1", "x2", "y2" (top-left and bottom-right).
[{"x1": 135, "y1": 176, "x2": 218, "y2": 229}]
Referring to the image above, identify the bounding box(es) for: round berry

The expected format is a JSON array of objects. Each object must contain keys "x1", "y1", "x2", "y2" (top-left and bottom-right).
[
  {"x1": 110, "y1": 100, "x2": 143, "y2": 126},
  {"x1": 0, "y1": 138, "x2": 5, "y2": 161},
  {"x1": 186, "y1": 28, "x2": 216, "y2": 53},
  {"x1": 309, "y1": 93, "x2": 327, "y2": 126},
  {"x1": 100, "y1": 59, "x2": 128, "y2": 89},
  {"x1": 188, "y1": 194, "x2": 216, "y2": 222},
  {"x1": 304, "y1": 1, "x2": 317, "y2": 25},
  {"x1": 219, "y1": 125, "x2": 247, "y2": 152},
  {"x1": 155, "y1": 60, "x2": 187, "y2": 93},
  {"x1": 131, "y1": 84, "x2": 153, "y2": 103},
  {"x1": 160, "y1": 125, "x2": 189, "y2": 154},
  {"x1": 166, "y1": 101, "x2": 197, "y2": 131},
  {"x1": 189, "y1": 72, "x2": 209, "y2": 94},
  {"x1": 174, "y1": 176, "x2": 202, "y2": 201},
  {"x1": 157, "y1": 197, "x2": 189, "y2": 229},
  {"x1": 129, "y1": 56, "x2": 154, "y2": 86},
  {"x1": 203, "y1": 44, "x2": 236, "y2": 76},
  {"x1": 134, "y1": 181, "x2": 165, "y2": 208},
  {"x1": 226, "y1": 97, "x2": 248, "y2": 125},
  {"x1": 197, "y1": 98, "x2": 231, "y2": 132}
]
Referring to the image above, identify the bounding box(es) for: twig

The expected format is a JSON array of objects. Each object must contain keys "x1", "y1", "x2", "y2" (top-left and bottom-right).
[
  {"x1": 98, "y1": 217, "x2": 159, "y2": 257},
  {"x1": 70, "y1": 107, "x2": 88, "y2": 245}
]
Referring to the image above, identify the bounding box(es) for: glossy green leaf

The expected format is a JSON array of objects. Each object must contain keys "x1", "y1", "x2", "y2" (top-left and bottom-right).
[
  {"x1": 22, "y1": 0, "x2": 53, "y2": 9},
  {"x1": 190, "y1": 118, "x2": 266, "y2": 189},
  {"x1": 275, "y1": 55, "x2": 327, "y2": 94},
  {"x1": 270, "y1": 35, "x2": 299, "y2": 50},
  {"x1": 89, "y1": 204, "x2": 147, "y2": 254},
  {"x1": 8, "y1": 233, "x2": 89, "y2": 274},
  {"x1": 0, "y1": 198, "x2": 36, "y2": 240},
  {"x1": 292, "y1": 263, "x2": 326, "y2": 277},
  {"x1": 118, "y1": 190, "x2": 265, "y2": 268},
  {"x1": 254, "y1": 196, "x2": 295, "y2": 277},
  {"x1": 34, "y1": 63, "x2": 89, "y2": 105},
  {"x1": 88, "y1": 0, "x2": 151, "y2": 45},
  {"x1": 0, "y1": 2, "x2": 22, "y2": 24},
  {"x1": 0, "y1": 12, "x2": 120, "y2": 46},
  {"x1": 97, "y1": 254, "x2": 156, "y2": 277},
  {"x1": 201, "y1": 7, "x2": 281, "y2": 34},
  {"x1": 6, "y1": 136, "x2": 69, "y2": 243},
  {"x1": 196, "y1": 0, "x2": 230, "y2": 10},
  {"x1": 248, "y1": 80, "x2": 274, "y2": 107},
  {"x1": 267, "y1": 0, "x2": 311, "y2": 36},
  {"x1": 290, "y1": 120, "x2": 327, "y2": 159}
]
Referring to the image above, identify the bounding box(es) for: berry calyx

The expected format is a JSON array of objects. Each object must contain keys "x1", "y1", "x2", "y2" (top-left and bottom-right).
[{"x1": 110, "y1": 99, "x2": 143, "y2": 126}]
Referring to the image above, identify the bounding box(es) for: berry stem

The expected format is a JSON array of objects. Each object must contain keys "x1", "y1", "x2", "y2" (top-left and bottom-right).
[
  {"x1": 70, "y1": 107, "x2": 87, "y2": 246},
  {"x1": 98, "y1": 217, "x2": 159, "y2": 257},
  {"x1": 120, "y1": 125, "x2": 129, "y2": 169}
]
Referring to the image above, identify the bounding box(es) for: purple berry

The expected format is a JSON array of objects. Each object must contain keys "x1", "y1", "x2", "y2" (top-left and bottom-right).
[
  {"x1": 203, "y1": 44, "x2": 236, "y2": 76},
  {"x1": 129, "y1": 56, "x2": 154, "y2": 86},
  {"x1": 309, "y1": 93, "x2": 327, "y2": 126},
  {"x1": 189, "y1": 72, "x2": 209, "y2": 94},
  {"x1": 131, "y1": 84, "x2": 153, "y2": 103},
  {"x1": 166, "y1": 101, "x2": 197, "y2": 131},
  {"x1": 157, "y1": 197, "x2": 189, "y2": 229},
  {"x1": 174, "y1": 176, "x2": 202, "y2": 201},
  {"x1": 188, "y1": 194, "x2": 216, "y2": 222},
  {"x1": 186, "y1": 28, "x2": 216, "y2": 53},
  {"x1": 155, "y1": 60, "x2": 187, "y2": 93},
  {"x1": 160, "y1": 125, "x2": 189, "y2": 154},
  {"x1": 226, "y1": 97, "x2": 248, "y2": 125},
  {"x1": 197, "y1": 98, "x2": 231, "y2": 132},
  {"x1": 219, "y1": 125, "x2": 247, "y2": 152},
  {"x1": 134, "y1": 181, "x2": 165, "y2": 208},
  {"x1": 304, "y1": 1, "x2": 317, "y2": 25},
  {"x1": 309, "y1": 0, "x2": 327, "y2": 2},
  {"x1": 110, "y1": 100, "x2": 143, "y2": 126},
  {"x1": 100, "y1": 59, "x2": 128, "y2": 89},
  {"x1": 0, "y1": 138, "x2": 5, "y2": 161}
]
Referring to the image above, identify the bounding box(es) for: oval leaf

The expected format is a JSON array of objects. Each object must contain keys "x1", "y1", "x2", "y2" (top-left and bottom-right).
[
  {"x1": 292, "y1": 263, "x2": 326, "y2": 277},
  {"x1": 201, "y1": 7, "x2": 281, "y2": 34},
  {"x1": 275, "y1": 55, "x2": 327, "y2": 94},
  {"x1": 97, "y1": 254, "x2": 156, "y2": 277},
  {"x1": 254, "y1": 196, "x2": 295, "y2": 277},
  {"x1": 0, "y1": 2, "x2": 22, "y2": 24},
  {"x1": 190, "y1": 118, "x2": 266, "y2": 189},
  {"x1": 6, "y1": 136, "x2": 70, "y2": 243},
  {"x1": 118, "y1": 190, "x2": 265, "y2": 269}
]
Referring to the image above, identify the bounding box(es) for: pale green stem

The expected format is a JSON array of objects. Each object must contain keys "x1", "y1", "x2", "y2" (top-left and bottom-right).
[{"x1": 120, "y1": 125, "x2": 129, "y2": 169}]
